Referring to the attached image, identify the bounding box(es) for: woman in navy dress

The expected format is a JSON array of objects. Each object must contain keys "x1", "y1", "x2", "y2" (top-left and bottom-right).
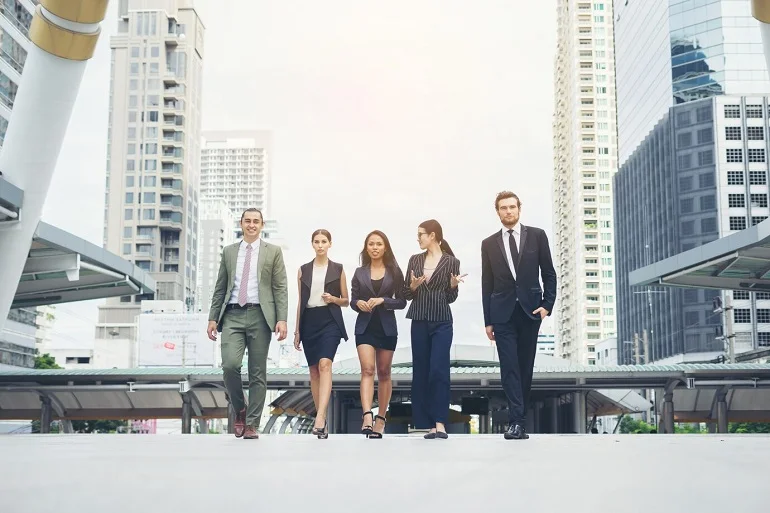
[
  {"x1": 350, "y1": 230, "x2": 406, "y2": 438},
  {"x1": 404, "y1": 219, "x2": 466, "y2": 439},
  {"x1": 293, "y1": 229, "x2": 349, "y2": 438}
]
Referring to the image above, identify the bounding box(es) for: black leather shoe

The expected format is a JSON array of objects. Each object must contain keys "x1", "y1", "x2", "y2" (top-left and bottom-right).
[{"x1": 504, "y1": 424, "x2": 529, "y2": 440}]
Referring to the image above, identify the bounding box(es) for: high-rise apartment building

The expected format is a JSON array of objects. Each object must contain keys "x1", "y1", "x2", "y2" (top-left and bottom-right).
[
  {"x1": 97, "y1": 0, "x2": 205, "y2": 343},
  {"x1": 200, "y1": 130, "x2": 273, "y2": 239},
  {"x1": 0, "y1": 0, "x2": 44, "y2": 368},
  {"x1": 552, "y1": 0, "x2": 618, "y2": 365},
  {"x1": 196, "y1": 197, "x2": 235, "y2": 314}
]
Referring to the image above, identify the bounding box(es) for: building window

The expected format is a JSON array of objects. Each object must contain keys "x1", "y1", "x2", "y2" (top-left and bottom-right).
[
  {"x1": 680, "y1": 198, "x2": 694, "y2": 213},
  {"x1": 728, "y1": 194, "x2": 746, "y2": 208},
  {"x1": 734, "y1": 309, "x2": 751, "y2": 323},
  {"x1": 698, "y1": 150, "x2": 713, "y2": 166},
  {"x1": 747, "y1": 126, "x2": 764, "y2": 140},
  {"x1": 730, "y1": 216, "x2": 747, "y2": 231},
  {"x1": 751, "y1": 194, "x2": 768, "y2": 208},
  {"x1": 678, "y1": 154, "x2": 692, "y2": 169},
  {"x1": 125, "y1": 176, "x2": 134, "y2": 187},
  {"x1": 757, "y1": 309, "x2": 770, "y2": 323},
  {"x1": 677, "y1": 132, "x2": 692, "y2": 148},
  {"x1": 746, "y1": 105, "x2": 763, "y2": 118},
  {"x1": 749, "y1": 148, "x2": 766, "y2": 163},
  {"x1": 685, "y1": 311, "x2": 699, "y2": 325},
  {"x1": 124, "y1": 208, "x2": 133, "y2": 220},
  {"x1": 699, "y1": 172, "x2": 714, "y2": 188},
  {"x1": 725, "y1": 126, "x2": 741, "y2": 140},
  {"x1": 759, "y1": 333, "x2": 770, "y2": 347},
  {"x1": 700, "y1": 195, "x2": 716, "y2": 211},
  {"x1": 677, "y1": 111, "x2": 691, "y2": 127},
  {"x1": 750, "y1": 171, "x2": 767, "y2": 185},
  {"x1": 759, "y1": 293, "x2": 770, "y2": 300},
  {"x1": 123, "y1": 244, "x2": 131, "y2": 255},
  {"x1": 125, "y1": 192, "x2": 134, "y2": 204},
  {"x1": 681, "y1": 220, "x2": 695, "y2": 235},
  {"x1": 724, "y1": 105, "x2": 740, "y2": 118},
  {"x1": 734, "y1": 291, "x2": 750, "y2": 300},
  {"x1": 701, "y1": 217, "x2": 717, "y2": 233},
  {"x1": 123, "y1": 227, "x2": 132, "y2": 238},
  {"x1": 679, "y1": 176, "x2": 693, "y2": 191},
  {"x1": 727, "y1": 171, "x2": 744, "y2": 185},
  {"x1": 696, "y1": 106, "x2": 712, "y2": 122},
  {"x1": 726, "y1": 149, "x2": 743, "y2": 163},
  {"x1": 752, "y1": 216, "x2": 768, "y2": 226}
]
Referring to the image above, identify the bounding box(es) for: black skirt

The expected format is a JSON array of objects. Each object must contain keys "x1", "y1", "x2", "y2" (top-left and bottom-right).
[
  {"x1": 301, "y1": 306, "x2": 343, "y2": 366},
  {"x1": 355, "y1": 308, "x2": 397, "y2": 351}
]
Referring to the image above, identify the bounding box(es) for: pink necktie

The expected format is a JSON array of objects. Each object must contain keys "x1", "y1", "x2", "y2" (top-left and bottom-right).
[{"x1": 238, "y1": 244, "x2": 252, "y2": 306}]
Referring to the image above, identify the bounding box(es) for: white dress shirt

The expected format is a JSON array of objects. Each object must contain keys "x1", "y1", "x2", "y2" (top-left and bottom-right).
[
  {"x1": 501, "y1": 224, "x2": 521, "y2": 280},
  {"x1": 229, "y1": 239, "x2": 261, "y2": 304}
]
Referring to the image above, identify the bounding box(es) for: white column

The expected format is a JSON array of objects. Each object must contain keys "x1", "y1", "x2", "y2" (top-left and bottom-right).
[
  {"x1": 753, "y1": 0, "x2": 770, "y2": 78},
  {"x1": 0, "y1": 1, "x2": 107, "y2": 331}
]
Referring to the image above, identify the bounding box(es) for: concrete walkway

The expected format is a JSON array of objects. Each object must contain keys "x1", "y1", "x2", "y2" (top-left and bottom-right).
[{"x1": 1, "y1": 434, "x2": 767, "y2": 513}]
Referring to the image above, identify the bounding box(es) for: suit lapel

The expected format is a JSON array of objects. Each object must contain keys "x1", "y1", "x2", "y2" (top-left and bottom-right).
[
  {"x1": 495, "y1": 231, "x2": 514, "y2": 279},
  {"x1": 413, "y1": 252, "x2": 427, "y2": 278},
  {"x1": 381, "y1": 267, "x2": 393, "y2": 296},
  {"x1": 228, "y1": 243, "x2": 239, "y2": 277},
  {"x1": 256, "y1": 240, "x2": 268, "y2": 278},
  {"x1": 300, "y1": 262, "x2": 312, "y2": 289},
  {"x1": 518, "y1": 226, "x2": 528, "y2": 265},
  {"x1": 324, "y1": 261, "x2": 337, "y2": 285},
  {"x1": 363, "y1": 266, "x2": 375, "y2": 295}
]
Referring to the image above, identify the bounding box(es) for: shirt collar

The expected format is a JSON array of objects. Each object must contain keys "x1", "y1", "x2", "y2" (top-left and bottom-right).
[
  {"x1": 501, "y1": 223, "x2": 520, "y2": 236},
  {"x1": 240, "y1": 238, "x2": 260, "y2": 249}
]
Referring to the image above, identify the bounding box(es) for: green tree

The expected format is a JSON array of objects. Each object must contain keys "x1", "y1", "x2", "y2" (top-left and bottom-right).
[
  {"x1": 618, "y1": 416, "x2": 656, "y2": 434},
  {"x1": 33, "y1": 353, "x2": 61, "y2": 369},
  {"x1": 728, "y1": 422, "x2": 770, "y2": 434}
]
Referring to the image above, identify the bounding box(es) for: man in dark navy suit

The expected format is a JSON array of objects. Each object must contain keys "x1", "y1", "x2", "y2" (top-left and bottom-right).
[{"x1": 481, "y1": 191, "x2": 557, "y2": 439}]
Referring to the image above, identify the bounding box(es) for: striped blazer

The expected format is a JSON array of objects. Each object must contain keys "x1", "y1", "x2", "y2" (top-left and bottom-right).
[{"x1": 403, "y1": 251, "x2": 461, "y2": 322}]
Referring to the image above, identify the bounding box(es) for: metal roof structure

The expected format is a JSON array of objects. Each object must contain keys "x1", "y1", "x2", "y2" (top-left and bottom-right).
[
  {"x1": 1, "y1": 362, "x2": 769, "y2": 422},
  {"x1": 629, "y1": 218, "x2": 770, "y2": 290},
  {"x1": 11, "y1": 221, "x2": 155, "y2": 309}
]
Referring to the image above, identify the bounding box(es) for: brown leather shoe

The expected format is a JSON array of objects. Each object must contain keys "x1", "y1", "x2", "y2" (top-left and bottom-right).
[
  {"x1": 234, "y1": 408, "x2": 246, "y2": 438},
  {"x1": 243, "y1": 426, "x2": 259, "y2": 439}
]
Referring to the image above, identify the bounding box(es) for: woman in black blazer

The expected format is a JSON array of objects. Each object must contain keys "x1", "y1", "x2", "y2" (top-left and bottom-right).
[
  {"x1": 404, "y1": 219, "x2": 465, "y2": 439},
  {"x1": 350, "y1": 230, "x2": 406, "y2": 438},
  {"x1": 293, "y1": 229, "x2": 349, "y2": 439}
]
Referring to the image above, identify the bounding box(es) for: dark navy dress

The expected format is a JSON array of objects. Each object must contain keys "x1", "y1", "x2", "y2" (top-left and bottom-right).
[
  {"x1": 298, "y1": 260, "x2": 348, "y2": 366},
  {"x1": 355, "y1": 278, "x2": 398, "y2": 351}
]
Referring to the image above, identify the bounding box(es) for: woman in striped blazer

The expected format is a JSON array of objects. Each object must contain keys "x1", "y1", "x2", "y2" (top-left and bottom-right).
[{"x1": 404, "y1": 219, "x2": 466, "y2": 439}]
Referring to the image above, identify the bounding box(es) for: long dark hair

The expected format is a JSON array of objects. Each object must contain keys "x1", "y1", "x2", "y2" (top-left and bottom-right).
[
  {"x1": 360, "y1": 230, "x2": 399, "y2": 271},
  {"x1": 419, "y1": 219, "x2": 455, "y2": 257}
]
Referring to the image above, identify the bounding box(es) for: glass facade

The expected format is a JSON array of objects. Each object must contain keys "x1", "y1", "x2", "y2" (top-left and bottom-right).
[
  {"x1": 614, "y1": 99, "x2": 721, "y2": 363},
  {"x1": 614, "y1": 0, "x2": 770, "y2": 165}
]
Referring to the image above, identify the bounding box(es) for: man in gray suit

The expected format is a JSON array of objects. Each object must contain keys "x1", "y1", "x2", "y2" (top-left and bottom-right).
[{"x1": 207, "y1": 208, "x2": 288, "y2": 439}]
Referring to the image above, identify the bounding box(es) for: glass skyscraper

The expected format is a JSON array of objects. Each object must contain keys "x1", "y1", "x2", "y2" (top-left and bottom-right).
[{"x1": 615, "y1": 0, "x2": 770, "y2": 164}]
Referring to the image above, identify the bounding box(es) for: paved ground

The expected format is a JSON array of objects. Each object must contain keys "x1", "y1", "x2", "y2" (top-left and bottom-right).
[{"x1": 1, "y1": 433, "x2": 767, "y2": 513}]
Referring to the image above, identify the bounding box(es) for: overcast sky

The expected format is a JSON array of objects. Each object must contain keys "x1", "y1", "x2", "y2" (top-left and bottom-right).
[{"x1": 41, "y1": 0, "x2": 557, "y2": 363}]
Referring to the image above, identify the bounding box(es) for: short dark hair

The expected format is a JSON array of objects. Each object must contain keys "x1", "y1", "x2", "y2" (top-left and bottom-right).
[
  {"x1": 240, "y1": 208, "x2": 263, "y2": 222},
  {"x1": 311, "y1": 229, "x2": 332, "y2": 243},
  {"x1": 495, "y1": 191, "x2": 521, "y2": 210}
]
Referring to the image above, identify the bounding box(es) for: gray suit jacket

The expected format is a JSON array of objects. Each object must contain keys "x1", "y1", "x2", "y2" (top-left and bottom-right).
[{"x1": 208, "y1": 240, "x2": 289, "y2": 331}]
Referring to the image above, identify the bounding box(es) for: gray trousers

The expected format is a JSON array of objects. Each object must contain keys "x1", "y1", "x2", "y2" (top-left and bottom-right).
[{"x1": 220, "y1": 306, "x2": 272, "y2": 427}]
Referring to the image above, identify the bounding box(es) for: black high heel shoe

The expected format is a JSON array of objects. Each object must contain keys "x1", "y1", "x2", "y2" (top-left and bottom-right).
[
  {"x1": 368, "y1": 415, "x2": 387, "y2": 439},
  {"x1": 312, "y1": 419, "x2": 328, "y2": 439},
  {"x1": 361, "y1": 411, "x2": 374, "y2": 436}
]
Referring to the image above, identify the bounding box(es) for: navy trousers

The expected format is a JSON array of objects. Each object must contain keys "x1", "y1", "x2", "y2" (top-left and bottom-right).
[
  {"x1": 494, "y1": 303, "x2": 542, "y2": 425},
  {"x1": 410, "y1": 320, "x2": 452, "y2": 428}
]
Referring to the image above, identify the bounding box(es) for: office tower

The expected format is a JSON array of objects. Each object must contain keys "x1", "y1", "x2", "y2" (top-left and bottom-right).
[
  {"x1": 0, "y1": 1, "x2": 43, "y2": 368},
  {"x1": 196, "y1": 197, "x2": 235, "y2": 314},
  {"x1": 552, "y1": 0, "x2": 618, "y2": 364},
  {"x1": 97, "y1": 0, "x2": 205, "y2": 345},
  {"x1": 614, "y1": 0, "x2": 770, "y2": 165},
  {"x1": 613, "y1": 0, "x2": 770, "y2": 363},
  {"x1": 615, "y1": 96, "x2": 770, "y2": 364},
  {"x1": 200, "y1": 130, "x2": 273, "y2": 239}
]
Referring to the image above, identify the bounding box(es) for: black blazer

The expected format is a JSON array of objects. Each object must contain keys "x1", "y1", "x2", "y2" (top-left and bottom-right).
[
  {"x1": 349, "y1": 265, "x2": 407, "y2": 337},
  {"x1": 403, "y1": 252, "x2": 461, "y2": 322},
  {"x1": 481, "y1": 225, "x2": 557, "y2": 326},
  {"x1": 298, "y1": 260, "x2": 349, "y2": 341}
]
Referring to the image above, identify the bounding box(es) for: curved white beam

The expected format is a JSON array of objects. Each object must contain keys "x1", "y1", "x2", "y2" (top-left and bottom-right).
[
  {"x1": 0, "y1": 1, "x2": 107, "y2": 332},
  {"x1": 752, "y1": 0, "x2": 770, "y2": 77}
]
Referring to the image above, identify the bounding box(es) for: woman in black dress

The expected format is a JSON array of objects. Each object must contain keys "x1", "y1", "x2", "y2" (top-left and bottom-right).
[
  {"x1": 293, "y1": 229, "x2": 349, "y2": 438},
  {"x1": 350, "y1": 230, "x2": 406, "y2": 438}
]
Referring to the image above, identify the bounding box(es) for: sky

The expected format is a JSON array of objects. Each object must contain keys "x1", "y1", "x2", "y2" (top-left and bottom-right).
[{"x1": 40, "y1": 0, "x2": 557, "y2": 362}]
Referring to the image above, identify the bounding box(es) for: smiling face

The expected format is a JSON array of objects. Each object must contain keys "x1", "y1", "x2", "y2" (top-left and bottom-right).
[
  {"x1": 240, "y1": 210, "x2": 263, "y2": 241},
  {"x1": 366, "y1": 234, "x2": 385, "y2": 261},
  {"x1": 312, "y1": 233, "x2": 331, "y2": 256}
]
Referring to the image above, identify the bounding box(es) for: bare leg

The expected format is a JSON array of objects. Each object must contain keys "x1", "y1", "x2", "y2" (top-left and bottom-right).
[
  {"x1": 314, "y1": 358, "x2": 333, "y2": 429},
  {"x1": 357, "y1": 344, "x2": 376, "y2": 431},
  {"x1": 309, "y1": 364, "x2": 320, "y2": 416},
  {"x1": 373, "y1": 349, "x2": 395, "y2": 435}
]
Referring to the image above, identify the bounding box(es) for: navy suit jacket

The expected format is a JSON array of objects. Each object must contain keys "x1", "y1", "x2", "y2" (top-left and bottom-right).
[
  {"x1": 481, "y1": 225, "x2": 557, "y2": 326},
  {"x1": 350, "y1": 265, "x2": 407, "y2": 337}
]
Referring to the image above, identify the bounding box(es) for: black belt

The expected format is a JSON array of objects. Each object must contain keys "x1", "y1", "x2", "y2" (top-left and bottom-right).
[{"x1": 226, "y1": 303, "x2": 260, "y2": 310}]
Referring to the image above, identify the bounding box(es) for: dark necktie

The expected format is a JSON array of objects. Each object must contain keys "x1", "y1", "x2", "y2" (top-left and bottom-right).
[{"x1": 508, "y1": 229, "x2": 519, "y2": 275}]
